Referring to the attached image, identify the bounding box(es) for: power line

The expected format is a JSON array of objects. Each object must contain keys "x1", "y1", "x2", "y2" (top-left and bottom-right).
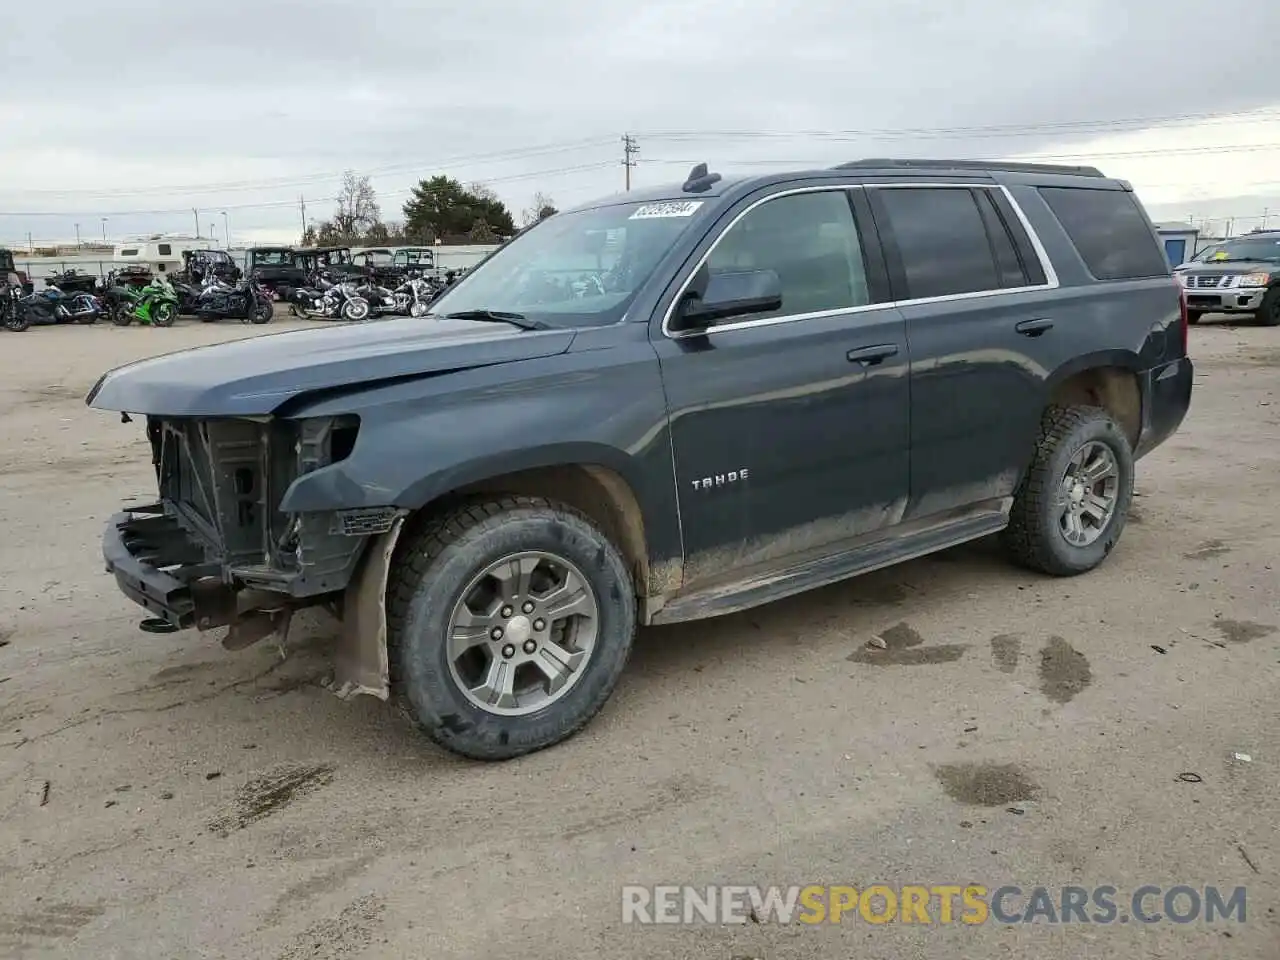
[
  {"x1": 11, "y1": 107, "x2": 1280, "y2": 204},
  {"x1": 638, "y1": 140, "x2": 1280, "y2": 171},
  {"x1": 1, "y1": 137, "x2": 621, "y2": 202},
  {"x1": 0, "y1": 161, "x2": 620, "y2": 218},
  {"x1": 636, "y1": 108, "x2": 1280, "y2": 143}
]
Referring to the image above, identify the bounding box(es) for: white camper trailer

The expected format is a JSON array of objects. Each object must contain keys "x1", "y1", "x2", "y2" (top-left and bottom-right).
[{"x1": 112, "y1": 235, "x2": 223, "y2": 275}]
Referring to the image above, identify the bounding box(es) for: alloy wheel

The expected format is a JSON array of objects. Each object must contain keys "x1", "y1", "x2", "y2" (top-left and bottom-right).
[
  {"x1": 1056, "y1": 440, "x2": 1120, "y2": 547},
  {"x1": 446, "y1": 551, "x2": 599, "y2": 716}
]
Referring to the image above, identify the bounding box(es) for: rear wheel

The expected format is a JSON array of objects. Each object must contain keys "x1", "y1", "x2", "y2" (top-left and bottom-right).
[
  {"x1": 387, "y1": 497, "x2": 636, "y2": 761},
  {"x1": 1257, "y1": 287, "x2": 1280, "y2": 327},
  {"x1": 111, "y1": 304, "x2": 133, "y2": 326},
  {"x1": 1002, "y1": 404, "x2": 1134, "y2": 577}
]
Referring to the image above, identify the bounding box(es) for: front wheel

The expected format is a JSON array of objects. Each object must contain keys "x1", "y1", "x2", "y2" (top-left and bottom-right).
[
  {"x1": 387, "y1": 497, "x2": 637, "y2": 761},
  {"x1": 151, "y1": 302, "x2": 177, "y2": 327},
  {"x1": 1186, "y1": 310, "x2": 1202, "y2": 325},
  {"x1": 3, "y1": 311, "x2": 30, "y2": 332},
  {"x1": 341, "y1": 298, "x2": 370, "y2": 322},
  {"x1": 111, "y1": 305, "x2": 133, "y2": 326},
  {"x1": 1002, "y1": 404, "x2": 1134, "y2": 577},
  {"x1": 250, "y1": 298, "x2": 274, "y2": 324},
  {"x1": 1256, "y1": 287, "x2": 1280, "y2": 327}
]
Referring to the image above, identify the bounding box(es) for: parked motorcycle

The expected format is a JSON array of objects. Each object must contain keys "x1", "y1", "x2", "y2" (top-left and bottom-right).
[
  {"x1": 20, "y1": 284, "x2": 104, "y2": 325},
  {"x1": 354, "y1": 279, "x2": 397, "y2": 317},
  {"x1": 389, "y1": 276, "x2": 437, "y2": 317},
  {"x1": 43, "y1": 269, "x2": 99, "y2": 296},
  {"x1": 193, "y1": 279, "x2": 273, "y2": 324},
  {"x1": 289, "y1": 276, "x2": 370, "y2": 321},
  {"x1": 2, "y1": 285, "x2": 30, "y2": 332},
  {"x1": 110, "y1": 276, "x2": 180, "y2": 327},
  {"x1": 171, "y1": 278, "x2": 205, "y2": 316}
]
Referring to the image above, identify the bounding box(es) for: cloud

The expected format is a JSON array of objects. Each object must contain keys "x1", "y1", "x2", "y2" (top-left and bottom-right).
[{"x1": 3, "y1": 0, "x2": 1280, "y2": 244}]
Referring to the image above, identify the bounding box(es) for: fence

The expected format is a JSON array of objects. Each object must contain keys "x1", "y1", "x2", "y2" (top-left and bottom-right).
[{"x1": 15, "y1": 245, "x2": 500, "y2": 290}]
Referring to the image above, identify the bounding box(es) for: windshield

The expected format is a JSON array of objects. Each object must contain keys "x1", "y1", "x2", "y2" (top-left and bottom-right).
[
  {"x1": 1194, "y1": 238, "x2": 1280, "y2": 263},
  {"x1": 428, "y1": 199, "x2": 709, "y2": 327},
  {"x1": 394, "y1": 248, "x2": 434, "y2": 267},
  {"x1": 254, "y1": 250, "x2": 293, "y2": 265},
  {"x1": 361, "y1": 251, "x2": 393, "y2": 266}
]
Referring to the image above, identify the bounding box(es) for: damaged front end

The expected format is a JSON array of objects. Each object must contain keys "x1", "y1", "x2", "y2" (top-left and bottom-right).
[{"x1": 102, "y1": 414, "x2": 403, "y2": 700}]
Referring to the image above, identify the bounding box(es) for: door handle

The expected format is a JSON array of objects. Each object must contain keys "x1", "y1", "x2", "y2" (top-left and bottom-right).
[
  {"x1": 1015, "y1": 318, "x2": 1054, "y2": 337},
  {"x1": 846, "y1": 344, "x2": 899, "y2": 365}
]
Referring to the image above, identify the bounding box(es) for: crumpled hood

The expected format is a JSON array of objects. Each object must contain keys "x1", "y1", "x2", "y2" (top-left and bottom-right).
[{"x1": 86, "y1": 316, "x2": 576, "y2": 417}]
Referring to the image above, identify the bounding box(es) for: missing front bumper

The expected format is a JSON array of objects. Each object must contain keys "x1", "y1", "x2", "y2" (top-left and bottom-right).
[
  {"x1": 102, "y1": 506, "x2": 204, "y2": 628},
  {"x1": 102, "y1": 505, "x2": 401, "y2": 702}
]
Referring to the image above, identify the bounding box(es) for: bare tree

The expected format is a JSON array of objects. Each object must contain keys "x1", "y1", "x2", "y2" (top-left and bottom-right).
[
  {"x1": 331, "y1": 170, "x2": 381, "y2": 243},
  {"x1": 521, "y1": 191, "x2": 559, "y2": 226},
  {"x1": 468, "y1": 182, "x2": 500, "y2": 204}
]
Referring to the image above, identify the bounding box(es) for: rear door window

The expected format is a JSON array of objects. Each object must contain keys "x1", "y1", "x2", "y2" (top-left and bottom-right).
[
  {"x1": 1038, "y1": 186, "x2": 1170, "y2": 280},
  {"x1": 875, "y1": 187, "x2": 1001, "y2": 299}
]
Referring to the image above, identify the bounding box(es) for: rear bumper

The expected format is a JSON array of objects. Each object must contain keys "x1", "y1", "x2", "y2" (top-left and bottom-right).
[
  {"x1": 1135, "y1": 356, "x2": 1193, "y2": 459},
  {"x1": 102, "y1": 507, "x2": 200, "y2": 628}
]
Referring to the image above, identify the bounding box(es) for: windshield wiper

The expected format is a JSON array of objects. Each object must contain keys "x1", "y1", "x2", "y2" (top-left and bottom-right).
[{"x1": 443, "y1": 309, "x2": 551, "y2": 331}]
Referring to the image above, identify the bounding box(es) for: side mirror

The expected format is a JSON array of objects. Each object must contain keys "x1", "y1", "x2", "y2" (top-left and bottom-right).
[{"x1": 674, "y1": 268, "x2": 782, "y2": 330}]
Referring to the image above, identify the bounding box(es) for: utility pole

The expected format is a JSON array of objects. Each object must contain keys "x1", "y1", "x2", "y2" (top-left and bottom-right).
[
  {"x1": 192, "y1": 208, "x2": 200, "y2": 238},
  {"x1": 622, "y1": 134, "x2": 639, "y2": 191},
  {"x1": 74, "y1": 223, "x2": 81, "y2": 248},
  {"x1": 101, "y1": 218, "x2": 108, "y2": 241},
  {"x1": 299, "y1": 195, "x2": 308, "y2": 238},
  {"x1": 221, "y1": 211, "x2": 229, "y2": 247}
]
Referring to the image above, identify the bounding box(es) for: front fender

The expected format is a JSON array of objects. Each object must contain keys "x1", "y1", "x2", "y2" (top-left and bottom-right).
[{"x1": 275, "y1": 335, "x2": 684, "y2": 575}]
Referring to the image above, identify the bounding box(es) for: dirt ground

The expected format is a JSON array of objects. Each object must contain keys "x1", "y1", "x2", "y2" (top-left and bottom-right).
[{"x1": 0, "y1": 315, "x2": 1277, "y2": 960}]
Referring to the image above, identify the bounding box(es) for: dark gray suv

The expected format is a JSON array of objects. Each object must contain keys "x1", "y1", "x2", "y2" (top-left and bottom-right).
[{"x1": 88, "y1": 158, "x2": 1193, "y2": 760}]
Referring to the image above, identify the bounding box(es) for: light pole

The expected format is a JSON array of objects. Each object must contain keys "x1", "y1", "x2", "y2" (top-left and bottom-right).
[
  {"x1": 192, "y1": 208, "x2": 200, "y2": 238},
  {"x1": 101, "y1": 217, "x2": 108, "y2": 242},
  {"x1": 74, "y1": 223, "x2": 81, "y2": 248},
  {"x1": 221, "y1": 211, "x2": 229, "y2": 247}
]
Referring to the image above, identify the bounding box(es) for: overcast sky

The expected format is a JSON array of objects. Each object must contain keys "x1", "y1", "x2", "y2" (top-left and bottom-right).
[{"x1": 3, "y1": 0, "x2": 1280, "y2": 246}]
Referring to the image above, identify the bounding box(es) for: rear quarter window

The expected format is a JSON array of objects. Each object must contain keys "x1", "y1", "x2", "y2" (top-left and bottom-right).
[{"x1": 1038, "y1": 186, "x2": 1170, "y2": 281}]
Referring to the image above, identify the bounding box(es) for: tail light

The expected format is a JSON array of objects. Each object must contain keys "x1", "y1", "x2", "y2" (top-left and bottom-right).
[{"x1": 1178, "y1": 285, "x2": 1189, "y2": 356}]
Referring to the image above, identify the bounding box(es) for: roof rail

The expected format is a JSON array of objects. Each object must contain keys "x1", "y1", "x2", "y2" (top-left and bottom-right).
[{"x1": 832, "y1": 158, "x2": 1106, "y2": 178}]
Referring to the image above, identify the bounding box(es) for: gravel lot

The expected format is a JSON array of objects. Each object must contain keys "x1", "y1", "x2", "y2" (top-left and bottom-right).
[{"x1": 0, "y1": 316, "x2": 1277, "y2": 960}]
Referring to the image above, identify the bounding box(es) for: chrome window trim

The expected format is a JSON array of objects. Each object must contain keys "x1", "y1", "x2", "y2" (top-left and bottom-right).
[{"x1": 660, "y1": 181, "x2": 1059, "y2": 340}]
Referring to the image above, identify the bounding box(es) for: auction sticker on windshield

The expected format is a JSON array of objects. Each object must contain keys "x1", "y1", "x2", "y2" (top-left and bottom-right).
[{"x1": 630, "y1": 201, "x2": 704, "y2": 219}]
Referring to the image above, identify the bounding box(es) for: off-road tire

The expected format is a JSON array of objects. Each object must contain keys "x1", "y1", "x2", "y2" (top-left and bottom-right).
[
  {"x1": 1257, "y1": 286, "x2": 1280, "y2": 327},
  {"x1": 387, "y1": 496, "x2": 637, "y2": 761},
  {"x1": 1186, "y1": 310, "x2": 1202, "y2": 325},
  {"x1": 1002, "y1": 404, "x2": 1134, "y2": 577}
]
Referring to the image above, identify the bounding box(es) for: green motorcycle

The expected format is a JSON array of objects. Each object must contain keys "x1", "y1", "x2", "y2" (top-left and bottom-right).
[{"x1": 110, "y1": 276, "x2": 179, "y2": 327}]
